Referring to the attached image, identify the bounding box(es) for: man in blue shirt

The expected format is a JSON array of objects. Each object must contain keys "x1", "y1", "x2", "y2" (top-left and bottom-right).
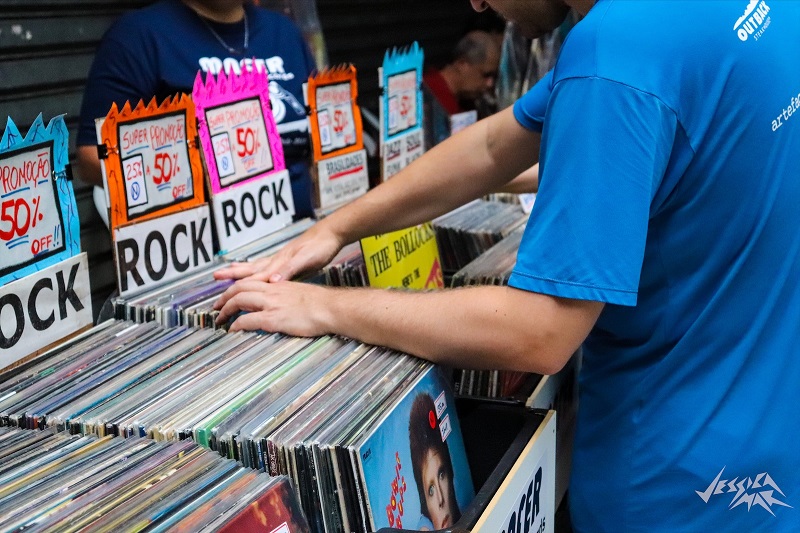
[
  {"x1": 75, "y1": 0, "x2": 316, "y2": 219},
  {"x1": 213, "y1": 1, "x2": 800, "y2": 531}
]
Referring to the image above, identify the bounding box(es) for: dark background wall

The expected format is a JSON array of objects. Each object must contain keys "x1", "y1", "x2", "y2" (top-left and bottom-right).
[{"x1": 0, "y1": 0, "x2": 501, "y2": 319}]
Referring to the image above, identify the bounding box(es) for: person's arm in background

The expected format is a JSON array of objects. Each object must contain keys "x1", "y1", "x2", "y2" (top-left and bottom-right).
[
  {"x1": 497, "y1": 162, "x2": 539, "y2": 193},
  {"x1": 491, "y1": 69, "x2": 552, "y2": 194},
  {"x1": 74, "y1": 30, "x2": 159, "y2": 187},
  {"x1": 215, "y1": 104, "x2": 540, "y2": 282}
]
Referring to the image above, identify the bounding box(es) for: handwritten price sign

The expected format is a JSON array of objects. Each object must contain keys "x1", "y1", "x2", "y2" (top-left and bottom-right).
[
  {"x1": 387, "y1": 71, "x2": 418, "y2": 136},
  {"x1": 0, "y1": 143, "x2": 65, "y2": 276},
  {"x1": 118, "y1": 112, "x2": 194, "y2": 219},
  {"x1": 205, "y1": 98, "x2": 273, "y2": 188},
  {"x1": 316, "y1": 82, "x2": 357, "y2": 154}
]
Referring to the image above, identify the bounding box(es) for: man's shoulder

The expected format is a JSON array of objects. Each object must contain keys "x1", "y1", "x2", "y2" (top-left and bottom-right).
[{"x1": 552, "y1": 0, "x2": 724, "y2": 105}]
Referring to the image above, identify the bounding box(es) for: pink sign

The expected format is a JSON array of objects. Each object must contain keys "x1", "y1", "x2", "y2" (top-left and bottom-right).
[{"x1": 192, "y1": 68, "x2": 285, "y2": 194}]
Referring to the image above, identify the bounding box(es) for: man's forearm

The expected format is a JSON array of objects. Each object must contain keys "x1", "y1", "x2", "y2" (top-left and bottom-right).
[
  {"x1": 323, "y1": 107, "x2": 539, "y2": 246},
  {"x1": 319, "y1": 284, "x2": 602, "y2": 375}
]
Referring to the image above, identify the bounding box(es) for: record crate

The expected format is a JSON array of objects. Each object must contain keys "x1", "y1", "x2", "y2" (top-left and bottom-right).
[
  {"x1": 378, "y1": 400, "x2": 557, "y2": 533},
  {"x1": 376, "y1": 350, "x2": 579, "y2": 533}
]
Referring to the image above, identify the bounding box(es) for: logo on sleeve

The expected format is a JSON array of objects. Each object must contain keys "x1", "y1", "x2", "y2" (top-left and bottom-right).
[
  {"x1": 733, "y1": 0, "x2": 772, "y2": 42},
  {"x1": 697, "y1": 467, "x2": 792, "y2": 516}
]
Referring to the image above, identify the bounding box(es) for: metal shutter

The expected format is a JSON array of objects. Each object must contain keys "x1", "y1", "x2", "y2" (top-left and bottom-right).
[{"x1": 0, "y1": 0, "x2": 148, "y2": 319}]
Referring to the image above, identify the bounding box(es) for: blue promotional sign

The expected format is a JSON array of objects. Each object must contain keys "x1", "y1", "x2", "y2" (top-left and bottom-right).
[
  {"x1": 380, "y1": 42, "x2": 424, "y2": 145},
  {"x1": 0, "y1": 115, "x2": 80, "y2": 285}
]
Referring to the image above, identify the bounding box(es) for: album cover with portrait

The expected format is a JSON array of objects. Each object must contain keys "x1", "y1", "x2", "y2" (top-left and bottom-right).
[{"x1": 355, "y1": 365, "x2": 474, "y2": 531}]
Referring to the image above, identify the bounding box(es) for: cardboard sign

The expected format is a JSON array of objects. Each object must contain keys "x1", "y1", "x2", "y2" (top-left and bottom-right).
[
  {"x1": 307, "y1": 66, "x2": 364, "y2": 162},
  {"x1": 0, "y1": 253, "x2": 92, "y2": 370},
  {"x1": 472, "y1": 412, "x2": 556, "y2": 533},
  {"x1": 0, "y1": 115, "x2": 80, "y2": 285},
  {"x1": 193, "y1": 69, "x2": 294, "y2": 251},
  {"x1": 520, "y1": 193, "x2": 536, "y2": 214},
  {"x1": 113, "y1": 204, "x2": 214, "y2": 295},
  {"x1": 211, "y1": 169, "x2": 294, "y2": 253},
  {"x1": 360, "y1": 222, "x2": 444, "y2": 290},
  {"x1": 306, "y1": 65, "x2": 369, "y2": 210},
  {"x1": 381, "y1": 128, "x2": 424, "y2": 181},
  {"x1": 193, "y1": 68, "x2": 286, "y2": 193},
  {"x1": 99, "y1": 95, "x2": 206, "y2": 229},
  {"x1": 379, "y1": 43, "x2": 425, "y2": 181},
  {"x1": 450, "y1": 110, "x2": 478, "y2": 134},
  {"x1": 315, "y1": 149, "x2": 369, "y2": 210}
]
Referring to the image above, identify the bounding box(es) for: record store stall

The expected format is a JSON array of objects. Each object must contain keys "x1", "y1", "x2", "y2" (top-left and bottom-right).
[{"x1": 0, "y1": 46, "x2": 571, "y2": 533}]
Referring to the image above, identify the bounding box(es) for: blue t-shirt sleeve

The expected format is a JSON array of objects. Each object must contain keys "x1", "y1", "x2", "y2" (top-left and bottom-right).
[
  {"x1": 512, "y1": 69, "x2": 553, "y2": 133},
  {"x1": 509, "y1": 76, "x2": 678, "y2": 306},
  {"x1": 76, "y1": 28, "x2": 158, "y2": 146}
]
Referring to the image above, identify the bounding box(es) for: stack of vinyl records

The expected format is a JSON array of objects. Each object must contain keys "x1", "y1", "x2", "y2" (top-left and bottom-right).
[
  {"x1": 322, "y1": 242, "x2": 368, "y2": 287},
  {"x1": 449, "y1": 225, "x2": 534, "y2": 399},
  {"x1": 260, "y1": 359, "x2": 474, "y2": 532},
  {"x1": 0, "y1": 320, "x2": 475, "y2": 533},
  {"x1": 0, "y1": 427, "x2": 309, "y2": 532},
  {"x1": 483, "y1": 192, "x2": 522, "y2": 205},
  {"x1": 432, "y1": 200, "x2": 528, "y2": 275},
  {"x1": 450, "y1": 225, "x2": 525, "y2": 288},
  {"x1": 114, "y1": 219, "x2": 317, "y2": 327},
  {"x1": 453, "y1": 366, "x2": 533, "y2": 400}
]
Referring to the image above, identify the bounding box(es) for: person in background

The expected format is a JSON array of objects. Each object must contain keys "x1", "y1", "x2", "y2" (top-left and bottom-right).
[
  {"x1": 75, "y1": 0, "x2": 317, "y2": 222},
  {"x1": 213, "y1": 0, "x2": 800, "y2": 530},
  {"x1": 423, "y1": 30, "x2": 501, "y2": 116}
]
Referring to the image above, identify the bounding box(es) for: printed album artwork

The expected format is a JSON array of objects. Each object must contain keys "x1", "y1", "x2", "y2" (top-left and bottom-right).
[{"x1": 358, "y1": 366, "x2": 475, "y2": 531}]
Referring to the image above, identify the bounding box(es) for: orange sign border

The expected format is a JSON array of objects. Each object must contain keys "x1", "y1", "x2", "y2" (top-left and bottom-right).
[
  {"x1": 307, "y1": 65, "x2": 364, "y2": 163},
  {"x1": 100, "y1": 94, "x2": 206, "y2": 230}
]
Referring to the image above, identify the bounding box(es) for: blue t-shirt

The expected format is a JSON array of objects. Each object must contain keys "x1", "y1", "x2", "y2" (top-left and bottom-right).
[
  {"x1": 77, "y1": 0, "x2": 316, "y2": 217},
  {"x1": 513, "y1": 69, "x2": 552, "y2": 133},
  {"x1": 512, "y1": 1, "x2": 800, "y2": 531}
]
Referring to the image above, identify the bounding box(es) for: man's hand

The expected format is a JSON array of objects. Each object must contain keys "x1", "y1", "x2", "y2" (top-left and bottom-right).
[
  {"x1": 213, "y1": 223, "x2": 345, "y2": 283},
  {"x1": 214, "y1": 280, "x2": 333, "y2": 336}
]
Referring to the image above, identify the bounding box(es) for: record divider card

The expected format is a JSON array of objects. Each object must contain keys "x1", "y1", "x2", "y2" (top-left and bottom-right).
[
  {"x1": 363, "y1": 43, "x2": 444, "y2": 292},
  {"x1": 305, "y1": 64, "x2": 370, "y2": 216},
  {"x1": 379, "y1": 43, "x2": 425, "y2": 182},
  {"x1": 0, "y1": 114, "x2": 92, "y2": 371},
  {"x1": 193, "y1": 67, "x2": 296, "y2": 254},
  {"x1": 97, "y1": 95, "x2": 214, "y2": 296}
]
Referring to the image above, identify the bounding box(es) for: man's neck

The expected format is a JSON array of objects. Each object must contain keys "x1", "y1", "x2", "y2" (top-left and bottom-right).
[{"x1": 181, "y1": 0, "x2": 245, "y2": 23}]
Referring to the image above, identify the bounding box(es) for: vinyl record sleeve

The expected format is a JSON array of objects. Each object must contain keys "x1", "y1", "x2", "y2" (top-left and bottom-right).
[{"x1": 356, "y1": 366, "x2": 475, "y2": 531}]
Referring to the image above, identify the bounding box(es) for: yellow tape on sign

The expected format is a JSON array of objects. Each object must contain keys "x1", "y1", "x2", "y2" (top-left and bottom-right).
[{"x1": 360, "y1": 222, "x2": 444, "y2": 290}]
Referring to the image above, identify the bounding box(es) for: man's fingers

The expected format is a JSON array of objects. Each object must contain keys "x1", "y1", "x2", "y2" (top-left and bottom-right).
[
  {"x1": 230, "y1": 312, "x2": 275, "y2": 333},
  {"x1": 214, "y1": 262, "x2": 257, "y2": 280},
  {"x1": 215, "y1": 288, "x2": 271, "y2": 324},
  {"x1": 214, "y1": 280, "x2": 271, "y2": 310}
]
